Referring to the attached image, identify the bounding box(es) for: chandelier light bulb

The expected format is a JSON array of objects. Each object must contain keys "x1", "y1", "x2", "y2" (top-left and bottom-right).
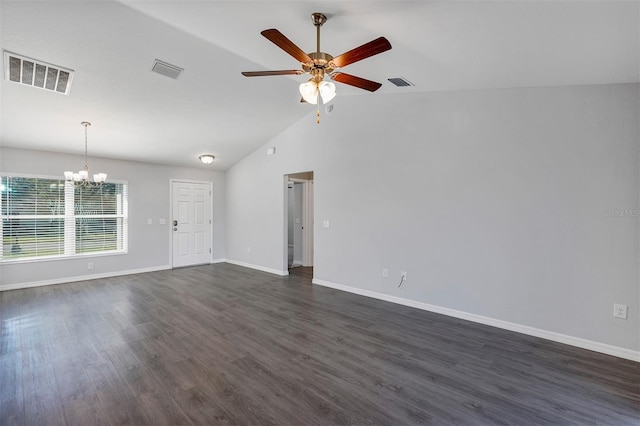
[{"x1": 94, "y1": 173, "x2": 107, "y2": 183}]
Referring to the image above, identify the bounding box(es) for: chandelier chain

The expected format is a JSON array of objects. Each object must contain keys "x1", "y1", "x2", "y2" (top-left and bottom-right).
[{"x1": 82, "y1": 121, "x2": 90, "y2": 171}]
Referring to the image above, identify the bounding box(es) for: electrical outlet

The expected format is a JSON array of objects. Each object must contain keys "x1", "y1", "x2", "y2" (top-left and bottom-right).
[
  {"x1": 247, "y1": 246, "x2": 251, "y2": 253},
  {"x1": 613, "y1": 304, "x2": 628, "y2": 319},
  {"x1": 147, "y1": 218, "x2": 152, "y2": 225},
  {"x1": 401, "y1": 271, "x2": 407, "y2": 280},
  {"x1": 88, "y1": 262, "x2": 93, "y2": 270},
  {"x1": 382, "y1": 268, "x2": 388, "y2": 277}
]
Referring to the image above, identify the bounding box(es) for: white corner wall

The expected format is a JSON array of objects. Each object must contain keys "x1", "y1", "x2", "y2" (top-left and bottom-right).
[
  {"x1": 0, "y1": 147, "x2": 225, "y2": 288},
  {"x1": 225, "y1": 83, "x2": 639, "y2": 357}
]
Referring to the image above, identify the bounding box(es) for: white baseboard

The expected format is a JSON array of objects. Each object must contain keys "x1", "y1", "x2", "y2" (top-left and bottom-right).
[
  {"x1": 225, "y1": 259, "x2": 289, "y2": 276},
  {"x1": 0, "y1": 260, "x2": 275, "y2": 292},
  {"x1": 312, "y1": 278, "x2": 640, "y2": 362},
  {"x1": 0, "y1": 265, "x2": 172, "y2": 292}
]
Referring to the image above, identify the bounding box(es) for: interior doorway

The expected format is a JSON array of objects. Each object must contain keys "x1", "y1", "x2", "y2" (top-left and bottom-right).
[{"x1": 284, "y1": 171, "x2": 314, "y2": 273}]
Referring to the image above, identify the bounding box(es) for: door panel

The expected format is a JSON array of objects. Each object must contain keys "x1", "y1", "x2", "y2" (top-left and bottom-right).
[
  {"x1": 195, "y1": 203, "x2": 205, "y2": 224},
  {"x1": 178, "y1": 233, "x2": 189, "y2": 256},
  {"x1": 178, "y1": 201, "x2": 189, "y2": 223},
  {"x1": 195, "y1": 232, "x2": 205, "y2": 254},
  {"x1": 172, "y1": 181, "x2": 211, "y2": 267}
]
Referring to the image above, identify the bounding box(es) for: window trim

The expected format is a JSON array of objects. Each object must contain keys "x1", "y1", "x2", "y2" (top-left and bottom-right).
[{"x1": 1, "y1": 173, "x2": 128, "y2": 263}]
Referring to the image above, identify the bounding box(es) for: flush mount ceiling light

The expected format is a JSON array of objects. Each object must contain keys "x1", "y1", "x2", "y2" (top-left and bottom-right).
[
  {"x1": 64, "y1": 122, "x2": 107, "y2": 185},
  {"x1": 241, "y1": 12, "x2": 392, "y2": 123},
  {"x1": 199, "y1": 154, "x2": 215, "y2": 164}
]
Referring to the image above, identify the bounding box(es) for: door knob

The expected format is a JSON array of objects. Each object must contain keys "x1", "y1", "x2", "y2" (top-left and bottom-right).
[{"x1": 173, "y1": 220, "x2": 178, "y2": 226}]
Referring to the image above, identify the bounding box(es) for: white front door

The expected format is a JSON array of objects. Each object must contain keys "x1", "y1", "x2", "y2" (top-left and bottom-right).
[{"x1": 172, "y1": 181, "x2": 211, "y2": 267}]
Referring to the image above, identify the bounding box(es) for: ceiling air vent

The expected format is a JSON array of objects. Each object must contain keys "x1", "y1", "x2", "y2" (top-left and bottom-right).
[
  {"x1": 388, "y1": 77, "x2": 414, "y2": 87},
  {"x1": 4, "y1": 51, "x2": 74, "y2": 95},
  {"x1": 151, "y1": 59, "x2": 183, "y2": 79}
]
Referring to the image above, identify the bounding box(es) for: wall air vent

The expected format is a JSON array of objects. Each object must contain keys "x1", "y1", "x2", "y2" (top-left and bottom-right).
[
  {"x1": 151, "y1": 59, "x2": 183, "y2": 79},
  {"x1": 388, "y1": 77, "x2": 414, "y2": 87},
  {"x1": 4, "y1": 51, "x2": 74, "y2": 95}
]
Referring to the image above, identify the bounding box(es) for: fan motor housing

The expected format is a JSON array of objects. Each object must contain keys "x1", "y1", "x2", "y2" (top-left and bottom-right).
[{"x1": 303, "y1": 52, "x2": 336, "y2": 73}]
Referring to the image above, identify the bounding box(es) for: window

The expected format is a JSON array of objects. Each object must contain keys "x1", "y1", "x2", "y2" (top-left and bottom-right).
[{"x1": 1, "y1": 175, "x2": 128, "y2": 262}]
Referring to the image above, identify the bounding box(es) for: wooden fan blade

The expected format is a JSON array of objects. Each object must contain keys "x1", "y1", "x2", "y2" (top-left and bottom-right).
[
  {"x1": 242, "y1": 70, "x2": 304, "y2": 77},
  {"x1": 261, "y1": 29, "x2": 313, "y2": 64},
  {"x1": 331, "y1": 72, "x2": 382, "y2": 92},
  {"x1": 331, "y1": 37, "x2": 392, "y2": 68}
]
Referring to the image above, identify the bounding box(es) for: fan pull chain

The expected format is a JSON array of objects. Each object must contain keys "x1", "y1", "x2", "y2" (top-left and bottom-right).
[{"x1": 316, "y1": 93, "x2": 321, "y2": 124}]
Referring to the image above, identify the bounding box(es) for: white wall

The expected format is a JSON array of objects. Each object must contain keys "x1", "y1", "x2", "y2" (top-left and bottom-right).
[
  {"x1": 225, "y1": 83, "x2": 639, "y2": 354},
  {"x1": 0, "y1": 147, "x2": 225, "y2": 288}
]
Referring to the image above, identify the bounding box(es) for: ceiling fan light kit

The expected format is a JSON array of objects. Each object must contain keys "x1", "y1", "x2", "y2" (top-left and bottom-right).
[
  {"x1": 299, "y1": 79, "x2": 336, "y2": 104},
  {"x1": 242, "y1": 12, "x2": 392, "y2": 123}
]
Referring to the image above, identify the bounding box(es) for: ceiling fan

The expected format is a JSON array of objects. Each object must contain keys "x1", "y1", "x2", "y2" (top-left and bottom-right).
[{"x1": 241, "y1": 13, "x2": 392, "y2": 107}]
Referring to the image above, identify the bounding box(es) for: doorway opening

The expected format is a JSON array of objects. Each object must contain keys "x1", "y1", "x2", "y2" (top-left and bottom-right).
[{"x1": 284, "y1": 171, "x2": 314, "y2": 276}]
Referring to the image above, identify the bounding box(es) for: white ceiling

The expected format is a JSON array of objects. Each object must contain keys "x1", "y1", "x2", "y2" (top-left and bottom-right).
[{"x1": 1, "y1": 1, "x2": 638, "y2": 170}]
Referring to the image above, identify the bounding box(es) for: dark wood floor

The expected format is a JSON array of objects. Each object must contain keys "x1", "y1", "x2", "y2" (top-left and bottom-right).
[{"x1": 1, "y1": 264, "x2": 638, "y2": 425}]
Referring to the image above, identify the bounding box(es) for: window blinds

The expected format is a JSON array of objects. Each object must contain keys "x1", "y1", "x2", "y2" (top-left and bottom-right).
[{"x1": 0, "y1": 176, "x2": 128, "y2": 262}]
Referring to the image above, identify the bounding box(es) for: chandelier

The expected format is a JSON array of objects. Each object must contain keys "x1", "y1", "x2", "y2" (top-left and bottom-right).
[{"x1": 64, "y1": 121, "x2": 107, "y2": 185}]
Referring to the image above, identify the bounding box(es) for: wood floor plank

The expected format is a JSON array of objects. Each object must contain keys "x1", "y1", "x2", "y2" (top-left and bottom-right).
[
  {"x1": 103, "y1": 397, "x2": 148, "y2": 426},
  {"x1": 52, "y1": 352, "x2": 100, "y2": 411},
  {"x1": 59, "y1": 400, "x2": 111, "y2": 426},
  {"x1": 170, "y1": 385, "x2": 233, "y2": 425},
  {"x1": 0, "y1": 263, "x2": 638, "y2": 425},
  {"x1": 0, "y1": 352, "x2": 25, "y2": 426},
  {"x1": 21, "y1": 349, "x2": 66, "y2": 426},
  {"x1": 85, "y1": 362, "x2": 136, "y2": 410},
  {"x1": 136, "y1": 388, "x2": 193, "y2": 426}
]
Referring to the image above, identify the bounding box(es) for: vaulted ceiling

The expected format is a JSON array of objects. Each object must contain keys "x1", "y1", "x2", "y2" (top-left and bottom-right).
[{"x1": 1, "y1": 1, "x2": 638, "y2": 170}]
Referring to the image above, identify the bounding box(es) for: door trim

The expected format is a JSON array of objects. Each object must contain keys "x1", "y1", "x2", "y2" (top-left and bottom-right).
[
  {"x1": 169, "y1": 179, "x2": 213, "y2": 268},
  {"x1": 283, "y1": 175, "x2": 314, "y2": 272}
]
